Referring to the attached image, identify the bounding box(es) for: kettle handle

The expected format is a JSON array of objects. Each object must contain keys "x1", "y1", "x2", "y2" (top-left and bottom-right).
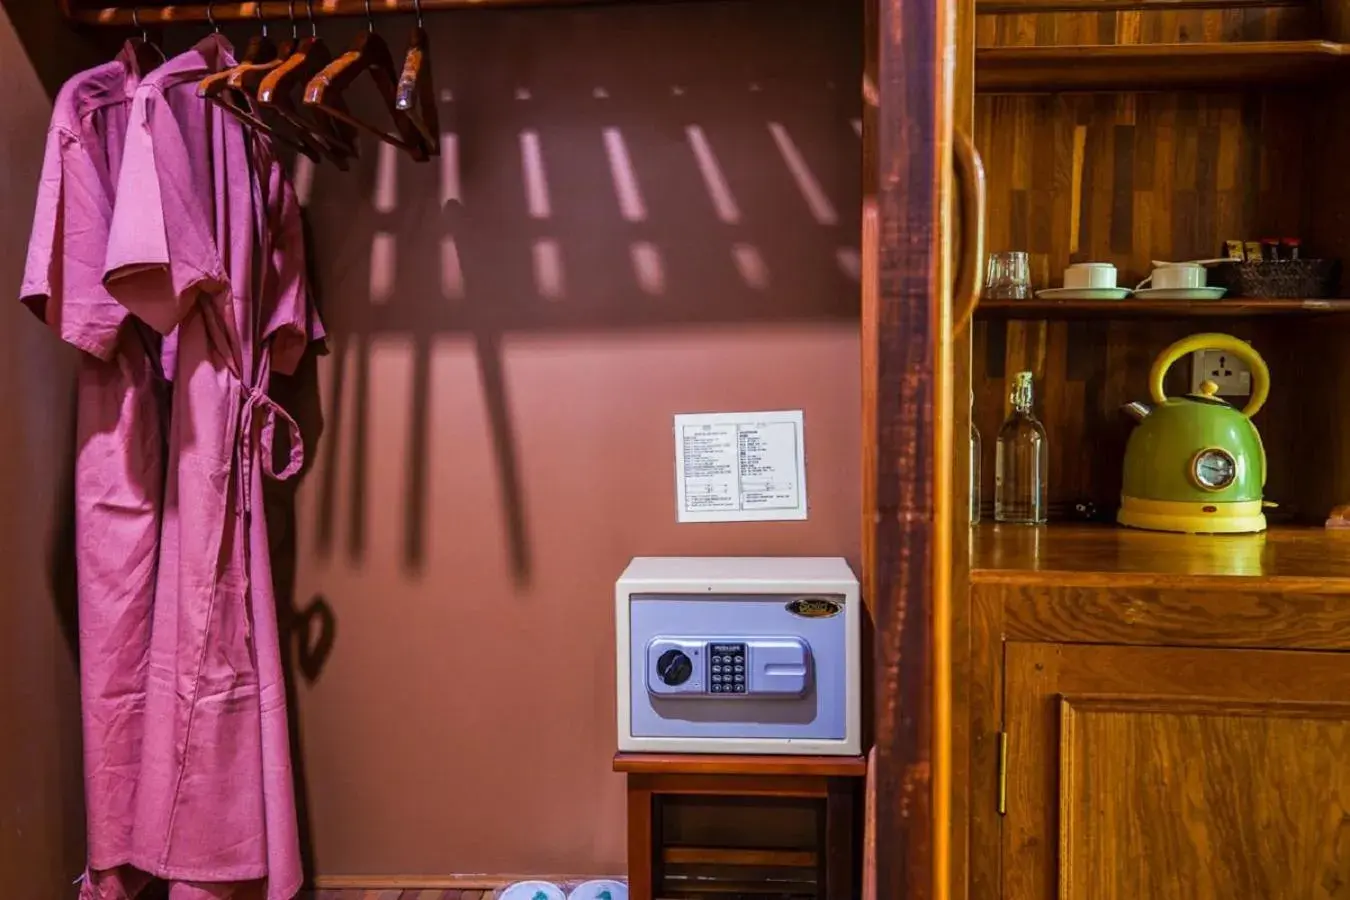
[{"x1": 1149, "y1": 332, "x2": 1270, "y2": 418}]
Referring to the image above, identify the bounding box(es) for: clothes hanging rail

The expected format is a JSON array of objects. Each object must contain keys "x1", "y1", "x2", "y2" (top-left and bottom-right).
[{"x1": 60, "y1": 0, "x2": 616, "y2": 26}]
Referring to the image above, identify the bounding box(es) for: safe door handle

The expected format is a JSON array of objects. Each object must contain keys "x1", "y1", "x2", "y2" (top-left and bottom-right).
[{"x1": 952, "y1": 129, "x2": 986, "y2": 336}]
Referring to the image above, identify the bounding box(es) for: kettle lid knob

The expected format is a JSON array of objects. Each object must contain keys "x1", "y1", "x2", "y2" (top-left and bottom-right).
[{"x1": 1198, "y1": 379, "x2": 1220, "y2": 398}]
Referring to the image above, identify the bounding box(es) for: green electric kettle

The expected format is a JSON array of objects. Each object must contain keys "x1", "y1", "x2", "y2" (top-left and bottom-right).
[{"x1": 1117, "y1": 332, "x2": 1270, "y2": 534}]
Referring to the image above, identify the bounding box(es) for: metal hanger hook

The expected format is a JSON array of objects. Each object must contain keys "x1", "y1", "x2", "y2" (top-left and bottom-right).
[
  {"x1": 365, "y1": 0, "x2": 374, "y2": 32},
  {"x1": 413, "y1": 0, "x2": 424, "y2": 28},
  {"x1": 132, "y1": 5, "x2": 148, "y2": 41},
  {"x1": 305, "y1": 0, "x2": 317, "y2": 36},
  {"x1": 288, "y1": 0, "x2": 298, "y2": 39},
  {"x1": 207, "y1": 0, "x2": 219, "y2": 32},
  {"x1": 257, "y1": 0, "x2": 268, "y2": 37}
]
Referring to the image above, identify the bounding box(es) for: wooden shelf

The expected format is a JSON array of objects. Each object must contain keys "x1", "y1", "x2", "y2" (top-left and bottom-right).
[
  {"x1": 972, "y1": 524, "x2": 1350, "y2": 591},
  {"x1": 613, "y1": 753, "x2": 867, "y2": 778},
  {"x1": 976, "y1": 40, "x2": 1350, "y2": 92},
  {"x1": 662, "y1": 846, "x2": 818, "y2": 868},
  {"x1": 977, "y1": 296, "x2": 1350, "y2": 319}
]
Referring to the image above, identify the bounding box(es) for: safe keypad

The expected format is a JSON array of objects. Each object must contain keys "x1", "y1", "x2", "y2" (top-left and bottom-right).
[{"x1": 709, "y1": 643, "x2": 747, "y2": 693}]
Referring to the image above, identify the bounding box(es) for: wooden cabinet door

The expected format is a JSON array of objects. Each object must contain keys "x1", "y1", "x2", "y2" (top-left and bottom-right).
[{"x1": 1003, "y1": 642, "x2": 1350, "y2": 900}]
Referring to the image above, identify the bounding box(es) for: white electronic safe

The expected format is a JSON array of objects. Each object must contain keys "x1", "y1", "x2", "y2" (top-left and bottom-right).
[{"x1": 615, "y1": 556, "x2": 861, "y2": 755}]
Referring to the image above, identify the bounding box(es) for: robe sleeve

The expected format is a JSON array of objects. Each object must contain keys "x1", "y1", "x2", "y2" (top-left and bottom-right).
[
  {"x1": 104, "y1": 86, "x2": 225, "y2": 336},
  {"x1": 266, "y1": 173, "x2": 326, "y2": 376},
  {"x1": 19, "y1": 126, "x2": 64, "y2": 322},
  {"x1": 21, "y1": 126, "x2": 127, "y2": 360}
]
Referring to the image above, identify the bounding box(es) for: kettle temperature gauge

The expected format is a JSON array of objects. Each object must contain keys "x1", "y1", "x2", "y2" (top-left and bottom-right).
[{"x1": 1191, "y1": 447, "x2": 1237, "y2": 491}]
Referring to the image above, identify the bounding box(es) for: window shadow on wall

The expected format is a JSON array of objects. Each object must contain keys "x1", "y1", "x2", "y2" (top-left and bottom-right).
[{"x1": 288, "y1": 0, "x2": 863, "y2": 586}]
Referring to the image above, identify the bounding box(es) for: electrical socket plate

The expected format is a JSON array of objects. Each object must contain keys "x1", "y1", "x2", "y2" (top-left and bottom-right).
[{"x1": 1191, "y1": 347, "x2": 1252, "y2": 396}]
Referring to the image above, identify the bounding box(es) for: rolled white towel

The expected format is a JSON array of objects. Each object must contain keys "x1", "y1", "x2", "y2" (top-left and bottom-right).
[
  {"x1": 498, "y1": 881, "x2": 567, "y2": 900},
  {"x1": 568, "y1": 879, "x2": 628, "y2": 900}
]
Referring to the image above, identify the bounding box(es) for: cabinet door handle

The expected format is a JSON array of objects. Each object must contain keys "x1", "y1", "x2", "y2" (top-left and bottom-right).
[{"x1": 952, "y1": 129, "x2": 986, "y2": 335}]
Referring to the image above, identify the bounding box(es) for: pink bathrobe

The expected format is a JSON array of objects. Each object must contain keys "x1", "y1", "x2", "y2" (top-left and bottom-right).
[
  {"x1": 102, "y1": 35, "x2": 322, "y2": 900},
  {"x1": 21, "y1": 42, "x2": 167, "y2": 900}
]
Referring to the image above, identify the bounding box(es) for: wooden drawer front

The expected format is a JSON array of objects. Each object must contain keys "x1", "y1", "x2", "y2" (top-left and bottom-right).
[{"x1": 989, "y1": 583, "x2": 1350, "y2": 651}]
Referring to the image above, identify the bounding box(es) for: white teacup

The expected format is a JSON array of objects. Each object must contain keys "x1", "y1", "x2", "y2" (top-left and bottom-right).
[
  {"x1": 1150, "y1": 263, "x2": 1206, "y2": 290},
  {"x1": 1063, "y1": 262, "x2": 1117, "y2": 290}
]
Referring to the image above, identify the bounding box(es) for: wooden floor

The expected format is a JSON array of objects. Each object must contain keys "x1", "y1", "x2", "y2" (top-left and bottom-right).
[
  {"x1": 301, "y1": 885, "x2": 621, "y2": 899},
  {"x1": 303, "y1": 891, "x2": 514, "y2": 899}
]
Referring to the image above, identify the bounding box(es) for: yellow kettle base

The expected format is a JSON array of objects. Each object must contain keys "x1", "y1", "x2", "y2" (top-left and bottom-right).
[{"x1": 1117, "y1": 496, "x2": 1267, "y2": 534}]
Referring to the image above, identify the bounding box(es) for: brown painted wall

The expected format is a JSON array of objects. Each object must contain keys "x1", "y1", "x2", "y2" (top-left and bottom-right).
[
  {"x1": 0, "y1": 3, "x2": 106, "y2": 895},
  {"x1": 285, "y1": 0, "x2": 862, "y2": 880}
]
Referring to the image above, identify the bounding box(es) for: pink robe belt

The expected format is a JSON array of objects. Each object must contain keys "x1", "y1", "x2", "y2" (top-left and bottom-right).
[{"x1": 239, "y1": 384, "x2": 303, "y2": 514}]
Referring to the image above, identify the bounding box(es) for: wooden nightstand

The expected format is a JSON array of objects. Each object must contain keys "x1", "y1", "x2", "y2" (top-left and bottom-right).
[{"x1": 613, "y1": 753, "x2": 867, "y2": 900}]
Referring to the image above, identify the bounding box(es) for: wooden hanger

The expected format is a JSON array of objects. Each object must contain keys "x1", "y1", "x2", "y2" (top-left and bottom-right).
[
  {"x1": 125, "y1": 7, "x2": 164, "y2": 76},
  {"x1": 199, "y1": 4, "x2": 326, "y2": 163},
  {"x1": 257, "y1": 1, "x2": 358, "y2": 168},
  {"x1": 226, "y1": 2, "x2": 301, "y2": 95},
  {"x1": 227, "y1": 4, "x2": 346, "y2": 165},
  {"x1": 256, "y1": 39, "x2": 358, "y2": 168},
  {"x1": 394, "y1": 0, "x2": 440, "y2": 157},
  {"x1": 302, "y1": 0, "x2": 433, "y2": 162},
  {"x1": 222, "y1": 40, "x2": 333, "y2": 164},
  {"x1": 198, "y1": 1, "x2": 276, "y2": 102}
]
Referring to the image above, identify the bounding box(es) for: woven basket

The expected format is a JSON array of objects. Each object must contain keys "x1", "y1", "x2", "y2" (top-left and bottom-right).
[{"x1": 1207, "y1": 259, "x2": 1340, "y2": 299}]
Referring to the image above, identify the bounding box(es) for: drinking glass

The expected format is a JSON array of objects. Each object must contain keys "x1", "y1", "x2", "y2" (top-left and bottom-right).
[{"x1": 984, "y1": 251, "x2": 1031, "y2": 300}]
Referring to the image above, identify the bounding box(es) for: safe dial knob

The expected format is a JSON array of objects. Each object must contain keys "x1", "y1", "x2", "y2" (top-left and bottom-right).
[{"x1": 656, "y1": 649, "x2": 693, "y2": 686}]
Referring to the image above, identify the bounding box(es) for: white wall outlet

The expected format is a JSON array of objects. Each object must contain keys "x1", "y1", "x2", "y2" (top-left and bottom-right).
[{"x1": 1191, "y1": 347, "x2": 1252, "y2": 396}]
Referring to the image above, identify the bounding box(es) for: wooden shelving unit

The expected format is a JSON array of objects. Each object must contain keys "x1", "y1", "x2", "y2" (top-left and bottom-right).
[
  {"x1": 977, "y1": 297, "x2": 1350, "y2": 319},
  {"x1": 971, "y1": 523, "x2": 1350, "y2": 590},
  {"x1": 976, "y1": 40, "x2": 1350, "y2": 92},
  {"x1": 958, "y1": 0, "x2": 1350, "y2": 893}
]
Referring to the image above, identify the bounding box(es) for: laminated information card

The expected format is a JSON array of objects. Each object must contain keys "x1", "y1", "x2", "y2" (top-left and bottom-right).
[{"x1": 673, "y1": 410, "x2": 808, "y2": 523}]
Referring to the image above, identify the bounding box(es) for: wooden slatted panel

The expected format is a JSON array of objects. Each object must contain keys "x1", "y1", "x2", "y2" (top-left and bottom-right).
[
  {"x1": 658, "y1": 872, "x2": 818, "y2": 896},
  {"x1": 662, "y1": 847, "x2": 818, "y2": 868}
]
